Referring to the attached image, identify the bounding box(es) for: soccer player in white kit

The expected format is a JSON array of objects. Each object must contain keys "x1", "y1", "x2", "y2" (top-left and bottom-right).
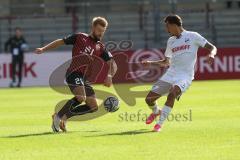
[{"x1": 142, "y1": 15, "x2": 217, "y2": 132}]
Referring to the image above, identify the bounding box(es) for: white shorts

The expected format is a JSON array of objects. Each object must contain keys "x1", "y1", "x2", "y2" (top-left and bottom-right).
[{"x1": 151, "y1": 72, "x2": 192, "y2": 96}]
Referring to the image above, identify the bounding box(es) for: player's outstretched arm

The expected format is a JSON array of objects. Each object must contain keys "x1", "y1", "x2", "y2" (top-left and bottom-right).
[
  {"x1": 203, "y1": 42, "x2": 217, "y2": 64},
  {"x1": 141, "y1": 58, "x2": 170, "y2": 67},
  {"x1": 35, "y1": 39, "x2": 65, "y2": 54}
]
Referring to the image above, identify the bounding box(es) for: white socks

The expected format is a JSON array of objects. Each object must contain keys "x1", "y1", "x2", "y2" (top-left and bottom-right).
[
  {"x1": 158, "y1": 105, "x2": 172, "y2": 125},
  {"x1": 152, "y1": 103, "x2": 160, "y2": 114}
]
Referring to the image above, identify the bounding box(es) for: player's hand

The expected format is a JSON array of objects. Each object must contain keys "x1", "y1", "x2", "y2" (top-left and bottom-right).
[
  {"x1": 104, "y1": 76, "x2": 112, "y2": 87},
  {"x1": 206, "y1": 55, "x2": 214, "y2": 65},
  {"x1": 141, "y1": 60, "x2": 151, "y2": 67},
  {"x1": 35, "y1": 48, "x2": 44, "y2": 54}
]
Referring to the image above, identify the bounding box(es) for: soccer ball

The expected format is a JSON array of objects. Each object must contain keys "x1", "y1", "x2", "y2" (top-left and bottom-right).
[{"x1": 104, "y1": 96, "x2": 120, "y2": 112}]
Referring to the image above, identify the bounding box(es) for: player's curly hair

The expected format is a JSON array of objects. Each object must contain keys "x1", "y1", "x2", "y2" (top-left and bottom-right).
[
  {"x1": 164, "y1": 14, "x2": 182, "y2": 26},
  {"x1": 92, "y1": 17, "x2": 108, "y2": 28}
]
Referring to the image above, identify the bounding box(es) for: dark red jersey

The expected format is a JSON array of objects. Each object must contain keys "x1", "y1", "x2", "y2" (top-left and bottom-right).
[{"x1": 63, "y1": 32, "x2": 112, "y2": 78}]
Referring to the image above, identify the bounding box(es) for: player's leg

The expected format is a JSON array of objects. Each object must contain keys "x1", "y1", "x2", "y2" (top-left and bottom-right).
[
  {"x1": 10, "y1": 56, "x2": 17, "y2": 87},
  {"x1": 145, "y1": 91, "x2": 161, "y2": 124},
  {"x1": 51, "y1": 72, "x2": 86, "y2": 132},
  {"x1": 64, "y1": 83, "x2": 97, "y2": 119},
  {"x1": 60, "y1": 85, "x2": 88, "y2": 132},
  {"x1": 145, "y1": 91, "x2": 161, "y2": 112},
  {"x1": 153, "y1": 85, "x2": 182, "y2": 132},
  {"x1": 51, "y1": 85, "x2": 86, "y2": 132},
  {"x1": 79, "y1": 81, "x2": 98, "y2": 112},
  {"x1": 58, "y1": 85, "x2": 86, "y2": 118},
  {"x1": 58, "y1": 81, "x2": 97, "y2": 132},
  {"x1": 145, "y1": 80, "x2": 172, "y2": 124},
  {"x1": 17, "y1": 55, "x2": 24, "y2": 87}
]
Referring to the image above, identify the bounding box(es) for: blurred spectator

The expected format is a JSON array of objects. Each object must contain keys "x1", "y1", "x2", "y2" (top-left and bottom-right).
[{"x1": 4, "y1": 27, "x2": 28, "y2": 88}]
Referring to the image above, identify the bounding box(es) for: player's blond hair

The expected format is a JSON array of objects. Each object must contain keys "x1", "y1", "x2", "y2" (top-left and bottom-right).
[{"x1": 92, "y1": 17, "x2": 108, "y2": 28}]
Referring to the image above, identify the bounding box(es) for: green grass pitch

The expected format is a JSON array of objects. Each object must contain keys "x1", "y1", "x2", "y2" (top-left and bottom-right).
[{"x1": 0, "y1": 80, "x2": 239, "y2": 160}]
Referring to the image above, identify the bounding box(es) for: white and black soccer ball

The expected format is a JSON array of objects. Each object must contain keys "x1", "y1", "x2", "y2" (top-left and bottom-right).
[
  {"x1": 21, "y1": 43, "x2": 29, "y2": 51},
  {"x1": 104, "y1": 96, "x2": 120, "y2": 112}
]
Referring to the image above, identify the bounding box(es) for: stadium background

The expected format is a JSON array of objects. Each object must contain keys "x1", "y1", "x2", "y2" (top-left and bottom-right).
[
  {"x1": 0, "y1": 1, "x2": 240, "y2": 160},
  {"x1": 0, "y1": 0, "x2": 240, "y2": 87}
]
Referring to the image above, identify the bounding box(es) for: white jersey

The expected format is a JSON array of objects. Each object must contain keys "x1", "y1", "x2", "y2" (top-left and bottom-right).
[{"x1": 164, "y1": 30, "x2": 208, "y2": 80}]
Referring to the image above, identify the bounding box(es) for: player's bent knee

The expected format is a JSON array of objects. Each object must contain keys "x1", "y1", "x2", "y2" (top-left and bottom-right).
[
  {"x1": 145, "y1": 97, "x2": 154, "y2": 106},
  {"x1": 75, "y1": 95, "x2": 86, "y2": 103},
  {"x1": 86, "y1": 99, "x2": 98, "y2": 112},
  {"x1": 89, "y1": 105, "x2": 98, "y2": 112}
]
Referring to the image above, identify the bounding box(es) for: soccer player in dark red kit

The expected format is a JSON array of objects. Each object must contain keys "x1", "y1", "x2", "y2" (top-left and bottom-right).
[{"x1": 35, "y1": 17, "x2": 117, "y2": 133}]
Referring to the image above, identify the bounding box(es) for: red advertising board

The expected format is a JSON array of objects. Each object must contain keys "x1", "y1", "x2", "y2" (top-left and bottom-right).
[{"x1": 0, "y1": 48, "x2": 239, "y2": 87}]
